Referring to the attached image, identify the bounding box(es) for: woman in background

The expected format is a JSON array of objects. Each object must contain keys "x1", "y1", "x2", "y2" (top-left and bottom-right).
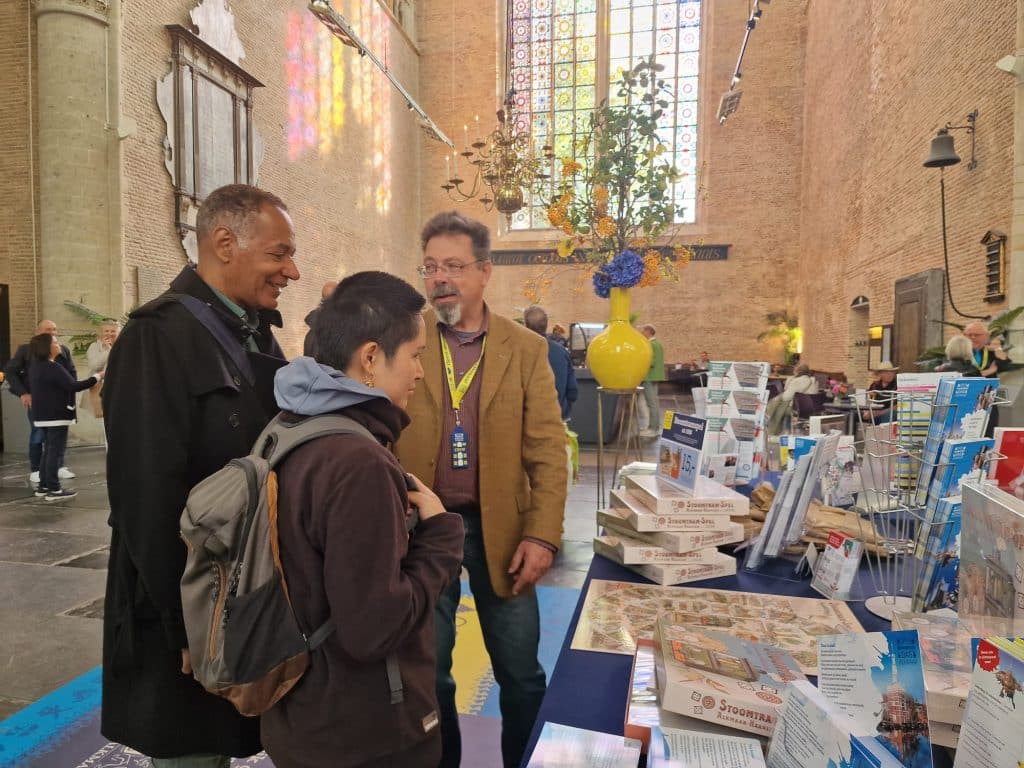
[
  {"x1": 936, "y1": 334, "x2": 975, "y2": 374},
  {"x1": 28, "y1": 333, "x2": 99, "y2": 501}
]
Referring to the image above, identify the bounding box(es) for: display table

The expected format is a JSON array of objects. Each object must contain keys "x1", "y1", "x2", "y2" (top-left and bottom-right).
[{"x1": 520, "y1": 553, "x2": 932, "y2": 766}]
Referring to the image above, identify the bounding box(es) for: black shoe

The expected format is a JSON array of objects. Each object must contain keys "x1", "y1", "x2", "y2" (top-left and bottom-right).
[{"x1": 34, "y1": 487, "x2": 51, "y2": 498}]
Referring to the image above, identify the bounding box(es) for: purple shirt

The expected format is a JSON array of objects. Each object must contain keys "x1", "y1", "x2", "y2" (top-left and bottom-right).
[{"x1": 432, "y1": 316, "x2": 488, "y2": 509}]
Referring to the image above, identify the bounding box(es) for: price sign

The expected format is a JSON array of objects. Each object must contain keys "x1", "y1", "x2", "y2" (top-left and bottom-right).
[{"x1": 656, "y1": 412, "x2": 706, "y2": 494}]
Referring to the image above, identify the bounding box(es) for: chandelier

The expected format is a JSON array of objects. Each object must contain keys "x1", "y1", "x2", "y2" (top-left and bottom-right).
[{"x1": 441, "y1": 90, "x2": 554, "y2": 223}]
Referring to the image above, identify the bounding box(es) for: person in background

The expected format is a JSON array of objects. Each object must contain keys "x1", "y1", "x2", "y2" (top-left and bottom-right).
[
  {"x1": 303, "y1": 280, "x2": 339, "y2": 356},
  {"x1": 699, "y1": 351, "x2": 711, "y2": 368},
  {"x1": 964, "y1": 321, "x2": 1012, "y2": 436},
  {"x1": 262, "y1": 271, "x2": 464, "y2": 768},
  {"x1": 639, "y1": 324, "x2": 665, "y2": 437},
  {"x1": 524, "y1": 306, "x2": 577, "y2": 421},
  {"x1": 3, "y1": 319, "x2": 78, "y2": 484},
  {"x1": 548, "y1": 323, "x2": 569, "y2": 349},
  {"x1": 101, "y1": 183, "x2": 299, "y2": 767},
  {"x1": 27, "y1": 333, "x2": 99, "y2": 501},
  {"x1": 864, "y1": 362, "x2": 898, "y2": 424},
  {"x1": 765, "y1": 362, "x2": 817, "y2": 435},
  {"x1": 397, "y1": 211, "x2": 567, "y2": 768},
  {"x1": 936, "y1": 335, "x2": 976, "y2": 374},
  {"x1": 81, "y1": 320, "x2": 120, "y2": 421}
]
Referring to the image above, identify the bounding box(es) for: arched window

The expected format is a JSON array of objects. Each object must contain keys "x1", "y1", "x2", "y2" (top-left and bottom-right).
[{"x1": 508, "y1": 0, "x2": 702, "y2": 230}]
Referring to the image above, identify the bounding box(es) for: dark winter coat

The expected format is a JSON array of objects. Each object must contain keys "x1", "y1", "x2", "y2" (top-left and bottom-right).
[
  {"x1": 100, "y1": 265, "x2": 286, "y2": 759},
  {"x1": 261, "y1": 396, "x2": 464, "y2": 768},
  {"x1": 27, "y1": 360, "x2": 96, "y2": 424},
  {"x1": 3, "y1": 341, "x2": 76, "y2": 396}
]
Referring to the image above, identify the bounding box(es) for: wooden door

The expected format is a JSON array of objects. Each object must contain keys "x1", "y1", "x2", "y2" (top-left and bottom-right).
[{"x1": 893, "y1": 269, "x2": 944, "y2": 372}]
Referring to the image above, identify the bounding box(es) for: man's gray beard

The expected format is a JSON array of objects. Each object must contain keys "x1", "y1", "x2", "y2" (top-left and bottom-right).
[{"x1": 435, "y1": 301, "x2": 462, "y2": 327}]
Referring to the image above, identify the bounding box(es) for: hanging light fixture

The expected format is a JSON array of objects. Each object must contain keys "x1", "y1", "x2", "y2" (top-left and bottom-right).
[{"x1": 440, "y1": 4, "x2": 553, "y2": 223}]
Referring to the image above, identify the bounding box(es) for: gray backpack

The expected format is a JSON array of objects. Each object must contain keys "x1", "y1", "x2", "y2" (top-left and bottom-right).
[{"x1": 180, "y1": 413, "x2": 407, "y2": 716}]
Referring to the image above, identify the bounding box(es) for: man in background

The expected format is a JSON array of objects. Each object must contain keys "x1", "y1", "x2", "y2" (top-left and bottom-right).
[
  {"x1": 4, "y1": 319, "x2": 78, "y2": 483},
  {"x1": 964, "y1": 320, "x2": 1012, "y2": 435},
  {"x1": 639, "y1": 324, "x2": 665, "y2": 437},
  {"x1": 397, "y1": 211, "x2": 566, "y2": 768},
  {"x1": 524, "y1": 305, "x2": 577, "y2": 421}
]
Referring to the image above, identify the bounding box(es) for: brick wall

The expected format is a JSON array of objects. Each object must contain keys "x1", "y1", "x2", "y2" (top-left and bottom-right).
[
  {"x1": 797, "y1": 0, "x2": 1015, "y2": 376},
  {"x1": 119, "y1": 0, "x2": 425, "y2": 356},
  {"x1": 0, "y1": 0, "x2": 40, "y2": 351}
]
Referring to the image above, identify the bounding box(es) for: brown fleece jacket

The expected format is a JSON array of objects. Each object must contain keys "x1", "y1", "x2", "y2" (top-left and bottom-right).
[{"x1": 260, "y1": 399, "x2": 464, "y2": 768}]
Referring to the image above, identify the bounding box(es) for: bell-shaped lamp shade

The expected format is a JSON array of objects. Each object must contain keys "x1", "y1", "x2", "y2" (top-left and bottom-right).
[{"x1": 923, "y1": 129, "x2": 961, "y2": 168}]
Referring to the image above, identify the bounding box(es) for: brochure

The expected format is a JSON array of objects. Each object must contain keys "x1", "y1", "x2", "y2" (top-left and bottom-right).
[
  {"x1": 525, "y1": 722, "x2": 643, "y2": 767},
  {"x1": 809, "y1": 531, "x2": 864, "y2": 601},
  {"x1": 706, "y1": 361, "x2": 771, "y2": 392},
  {"x1": 766, "y1": 679, "x2": 905, "y2": 768},
  {"x1": 653, "y1": 618, "x2": 804, "y2": 737},
  {"x1": 597, "y1": 507, "x2": 746, "y2": 554},
  {"x1": 953, "y1": 637, "x2": 1024, "y2": 768},
  {"x1": 958, "y1": 480, "x2": 1024, "y2": 626},
  {"x1": 988, "y1": 427, "x2": 1024, "y2": 499},
  {"x1": 816, "y1": 630, "x2": 932, "y2": 768},
  {"x1": 914, "y1": 376, "x2": 994, "y2": 504},
  {"x1": 621, "y1": 475, "x2": 750, "y2": 517},
  {"x1": 911, "y1": 497, "x2": 961, "y2": 613},
  {"x1": 646, "y1": 726, "x2": 766, "y2": 768}
]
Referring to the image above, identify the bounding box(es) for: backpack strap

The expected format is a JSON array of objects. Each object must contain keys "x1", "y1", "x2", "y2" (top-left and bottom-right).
[
  {"x1": 255, "y1": 411, "x2": 409, "y2": 703},
  {"x1": 254, "y1": 412, "x2": 377, "y2": 468},
  {"x1": 175, "y1": 293, "x2": 256, "y2": 386}
]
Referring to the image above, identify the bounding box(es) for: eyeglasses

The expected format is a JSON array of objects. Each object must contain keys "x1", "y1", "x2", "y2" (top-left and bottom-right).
[{"x1": 416, "y1": 260, "x2": 481, "y2": 278}]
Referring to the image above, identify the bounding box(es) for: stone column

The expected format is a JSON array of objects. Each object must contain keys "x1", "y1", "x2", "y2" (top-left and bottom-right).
[{"x1": 33, "y1": 0, "x2": 117, "y2": 326}]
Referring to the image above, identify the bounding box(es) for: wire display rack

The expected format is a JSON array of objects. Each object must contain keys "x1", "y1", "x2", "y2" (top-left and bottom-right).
[{"x1": 852, "y1": 386, "x2": 1007, "y2": 620}]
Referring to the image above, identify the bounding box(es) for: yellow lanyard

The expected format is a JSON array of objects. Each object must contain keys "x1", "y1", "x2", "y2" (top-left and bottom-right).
[
  {"x1": 973, "y1": 347, "x2": 990, "y2": 372},
  {"x1": 440, "y1": 333, "x2": 486, "y2": 417}
]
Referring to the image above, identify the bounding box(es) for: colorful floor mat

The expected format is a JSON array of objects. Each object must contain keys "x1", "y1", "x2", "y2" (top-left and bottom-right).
[{"x1": 0, "y1": 583, "x2": 579, "y2": 767}]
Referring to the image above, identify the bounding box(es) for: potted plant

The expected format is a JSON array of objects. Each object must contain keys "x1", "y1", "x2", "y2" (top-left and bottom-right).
[{"x1": 546, "y1": 56, "x2": 691, "y2": 389}]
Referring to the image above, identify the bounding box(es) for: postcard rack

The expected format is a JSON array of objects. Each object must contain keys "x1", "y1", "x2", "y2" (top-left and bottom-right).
[{"x1": 852, "y1": 388, "x2": 1009, "y2": 620}]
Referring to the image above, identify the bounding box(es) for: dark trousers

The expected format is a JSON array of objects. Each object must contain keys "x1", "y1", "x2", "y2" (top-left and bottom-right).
[
  {"x1": 39, "y1": 426, "x2": 68, "y2": 491},
  {"x1": 28, "y1": 409, "x2": 65, "y2": 472},
  {"x1": 435, "y1": 510, "x2": 546, "y2": 768}
]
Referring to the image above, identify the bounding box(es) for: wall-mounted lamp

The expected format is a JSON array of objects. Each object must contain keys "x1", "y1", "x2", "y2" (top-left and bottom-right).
[{"x1": 923, "y1": 110, "x2": 978, "y2": 170}]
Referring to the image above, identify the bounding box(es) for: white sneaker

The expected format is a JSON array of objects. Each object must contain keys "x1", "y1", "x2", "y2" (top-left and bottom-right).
[
  {"x1": 58, "y1": 467, "x2": 76, "y2": 479},
  {"x1": 29, "y1": 471, "x2": 40, "y2": 484}
]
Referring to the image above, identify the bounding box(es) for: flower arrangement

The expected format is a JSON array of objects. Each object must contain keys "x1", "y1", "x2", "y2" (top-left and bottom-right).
[
  {"x1": 826, "y1": 379, "x2": 850, "y2": 398},
  {"x1": 545, "y1": 57, "x2": 692, "y2": 297}
]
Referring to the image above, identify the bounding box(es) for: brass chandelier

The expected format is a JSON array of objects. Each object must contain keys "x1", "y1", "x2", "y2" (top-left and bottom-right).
[{"x1": 441, "y1": 90, "x2": 554, "y2": 223}]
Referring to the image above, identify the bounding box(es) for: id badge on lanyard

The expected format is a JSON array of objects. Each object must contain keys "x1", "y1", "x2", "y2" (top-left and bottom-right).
[
  {"x1": 441, "y1": 334, "x2": 486, "y2": 471},
  {"x1": 451, "y1": 417, "x2": 469, "y2": 469}
]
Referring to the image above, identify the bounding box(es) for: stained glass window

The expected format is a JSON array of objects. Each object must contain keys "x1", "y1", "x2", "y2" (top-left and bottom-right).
[{"x1": 509, "y1": 0, "x2": 700, "y2": 230}]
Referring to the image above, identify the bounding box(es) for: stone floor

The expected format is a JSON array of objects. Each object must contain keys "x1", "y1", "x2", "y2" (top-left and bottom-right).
[{"x1": 0, "y1": 399, "x2": 669, "y2": 722}]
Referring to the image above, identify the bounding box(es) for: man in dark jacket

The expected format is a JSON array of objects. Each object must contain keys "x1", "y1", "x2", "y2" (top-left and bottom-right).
[
  {"x1": 3, "y1": 319, "x2": 77, "y2": 483},
  {"x1": 524, "y1": 305, "x2": 578, "y2": 421},
  {"x1": 100, "y1": 184, "x2": 299, "y2": 766}
]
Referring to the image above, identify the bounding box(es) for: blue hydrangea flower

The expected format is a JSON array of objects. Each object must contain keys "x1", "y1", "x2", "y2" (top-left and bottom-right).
[
  {"x1": 592, "y1": 270, "x2": 612, "y2": 298},
  {"x1": 605, "y1": 249, "x2": 645, "y2": 288}
]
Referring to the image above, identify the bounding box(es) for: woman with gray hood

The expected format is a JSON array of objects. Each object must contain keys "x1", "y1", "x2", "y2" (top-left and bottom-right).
[{"x1": 261, "y1": 271, "x2": 464, "y2": 768}]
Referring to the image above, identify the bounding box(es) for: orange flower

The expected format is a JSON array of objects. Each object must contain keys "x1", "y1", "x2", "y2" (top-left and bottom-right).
[
  {"x1": 595, "y1": 216, "x2": 617, "y2": 238},
  {"x1": 547, "y1": 205, "x2": 566, "y2": 228},
  {"x1": 561, "y1": 221, "x2": 575, "y2": 235},
  {"x1": 556, "y1": 239, "x2": 576, "y2": 259},
  {"x1": 637, "y1": 250, "x2": 663, "y2": 287},
  {"x1": 673, "y1": 244, "x2": 694, "y2": 265},
  {"x1": 561, "y1": 159, "x2": 582, "y2": 177}
]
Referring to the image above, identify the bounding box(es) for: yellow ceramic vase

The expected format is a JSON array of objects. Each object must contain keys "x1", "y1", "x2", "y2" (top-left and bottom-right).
[{"x1": 586, "y1": 287, "x2": 652, "y2": 390}]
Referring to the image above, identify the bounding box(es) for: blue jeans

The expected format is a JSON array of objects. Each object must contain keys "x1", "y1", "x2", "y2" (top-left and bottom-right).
[
  {"x1": 40, "y1": 426, "x2": 68, "y2": 492},
  {"x1": 27, "y1": 409, "x2": 65, "y2": 472},
  {"x1": 435, "y1": 511, "x2": 546, "y2": 768}
]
